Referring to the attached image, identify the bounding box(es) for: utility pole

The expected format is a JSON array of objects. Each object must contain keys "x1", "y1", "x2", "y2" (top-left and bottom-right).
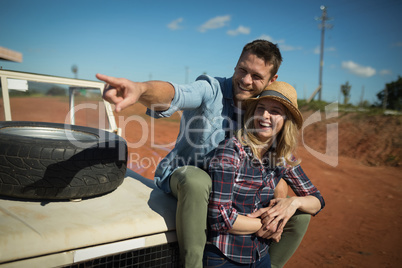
[
  {"x1": 382, "y1": 87, "x2": 388, "y2": 110},
  {"x1": 316, "y1": 6, "x2": 332, "y2": 101},
  {"x1": 360, "y1": 86, "x2": 365, "y2": 107}
]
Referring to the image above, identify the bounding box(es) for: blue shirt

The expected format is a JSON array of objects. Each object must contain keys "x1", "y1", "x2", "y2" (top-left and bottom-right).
[
  {"x1": 147, "y1": 75, "x2": 239, "y2": 193},
  {"x1": 207, "y1": 137, "x2": 325, "y2": 264}
]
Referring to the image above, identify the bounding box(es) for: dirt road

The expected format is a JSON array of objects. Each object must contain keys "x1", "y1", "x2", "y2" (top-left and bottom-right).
[
  {"x1": 5, "y1": 97, "x2": 402, "y2": 267},
  {"x1": 117, "y1": 104, "x2": 402, "y2": 267}
]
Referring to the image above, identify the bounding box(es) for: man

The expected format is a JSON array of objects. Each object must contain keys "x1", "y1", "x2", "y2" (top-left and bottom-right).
[{"x1": 97, "y1": 39, "x2": 310, "y2": 268}]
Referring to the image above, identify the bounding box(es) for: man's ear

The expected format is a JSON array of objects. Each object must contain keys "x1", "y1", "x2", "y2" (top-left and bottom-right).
[{"x1": 270, "y1": 74, "x2": 278, "y2": 83}]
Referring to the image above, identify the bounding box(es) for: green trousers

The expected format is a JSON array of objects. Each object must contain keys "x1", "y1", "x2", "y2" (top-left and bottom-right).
[{"x1": 170, "y1": 166, "x2": 311, "y2": 268}]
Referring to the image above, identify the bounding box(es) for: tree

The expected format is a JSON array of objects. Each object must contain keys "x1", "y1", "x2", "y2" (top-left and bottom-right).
[
  {"x1": 46, "y1": 86, "x2": 66, "y2": 96},
  {"x1": 340, "y1": 81, "x2": 351, "y2": 105},
  {"x1": 377, "y1": 76, "x2": 402, "y2": 111},
  {"x1": 71, "y1": 64, "x2": 78, "y2": 79}
]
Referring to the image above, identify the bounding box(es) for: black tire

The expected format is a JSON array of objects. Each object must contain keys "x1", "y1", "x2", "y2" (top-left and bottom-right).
[{"x1": 0, "y1": 121, "x2": 127, "y2": 200}]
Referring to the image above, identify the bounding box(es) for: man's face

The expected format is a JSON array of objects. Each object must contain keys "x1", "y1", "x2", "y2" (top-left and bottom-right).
[{"x1": 232, "y1": 52, "x2": 277, "y2": 107}]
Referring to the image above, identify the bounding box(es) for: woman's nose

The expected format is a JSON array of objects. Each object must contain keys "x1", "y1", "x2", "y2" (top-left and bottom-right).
[{"x1": 263, "y1": 110, "x2": 271, "y2": 117}]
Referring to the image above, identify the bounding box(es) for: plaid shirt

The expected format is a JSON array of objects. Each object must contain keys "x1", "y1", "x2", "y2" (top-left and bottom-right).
[{"x1": 207, "y1": 137, "x2": 325, "y2": 264}]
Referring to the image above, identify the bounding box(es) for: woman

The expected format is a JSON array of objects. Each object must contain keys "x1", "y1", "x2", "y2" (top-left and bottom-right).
[{"x1": 204, "y1": 81, "x2": 325, "y2": 267}]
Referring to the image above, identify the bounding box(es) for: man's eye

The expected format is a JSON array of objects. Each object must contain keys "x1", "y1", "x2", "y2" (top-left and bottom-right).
[{"x1": 238, "y1": 68, "x2": 246, "y2": 73}]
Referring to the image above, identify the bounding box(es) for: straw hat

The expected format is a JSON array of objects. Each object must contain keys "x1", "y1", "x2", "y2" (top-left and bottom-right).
[{"x1": 244, "y1": 81, "x2": 303, "y2": 129}]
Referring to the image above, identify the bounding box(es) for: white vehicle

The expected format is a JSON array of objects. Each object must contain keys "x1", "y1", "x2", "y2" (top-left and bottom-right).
[{"x1": 0, "y1": 70, "x2": 180, "y2": 267}]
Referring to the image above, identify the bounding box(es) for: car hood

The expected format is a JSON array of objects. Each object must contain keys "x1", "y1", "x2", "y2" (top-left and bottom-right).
[{"x1": 0, "y1": 169, "x2": 177, "y2": 265}]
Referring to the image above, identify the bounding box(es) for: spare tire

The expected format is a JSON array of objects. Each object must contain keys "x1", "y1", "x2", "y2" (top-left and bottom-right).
[{"x1": 0, "y1": 121, "x2": 127, "y2": 200}]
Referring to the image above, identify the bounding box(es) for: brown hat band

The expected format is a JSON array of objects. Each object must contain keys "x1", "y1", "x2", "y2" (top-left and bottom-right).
[{"x1": 259, "y1": 90, "x2": 291, "y2": 104}]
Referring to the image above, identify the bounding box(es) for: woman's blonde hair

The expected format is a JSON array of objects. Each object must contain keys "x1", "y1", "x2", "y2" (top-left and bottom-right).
[{"x1": 236, "y1": 99, "x2": 301, "y2": 167}]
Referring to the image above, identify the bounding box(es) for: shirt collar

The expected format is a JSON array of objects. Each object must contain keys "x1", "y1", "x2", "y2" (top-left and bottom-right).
[{"x1": 225, "y1": 76, "x2": 234, "y2": 101}]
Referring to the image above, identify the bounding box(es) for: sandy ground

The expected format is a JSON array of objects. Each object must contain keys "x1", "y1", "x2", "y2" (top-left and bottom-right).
[
  {"x1": 3, "y1": 97, "x2": 402, "y2": 267},
  {"x1": 118, "y1": 103, "x2": 402, "y2": 268}
]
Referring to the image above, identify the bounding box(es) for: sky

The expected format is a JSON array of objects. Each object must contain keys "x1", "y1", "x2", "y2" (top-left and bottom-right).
[{"x1": 1, "y1": 0, "x2": 401, "y2": 105}]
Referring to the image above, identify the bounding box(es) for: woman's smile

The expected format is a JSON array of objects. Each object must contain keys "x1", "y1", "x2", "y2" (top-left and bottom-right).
[{"x1": 253, "y1": 99, "x2": 286, "y2": 142}]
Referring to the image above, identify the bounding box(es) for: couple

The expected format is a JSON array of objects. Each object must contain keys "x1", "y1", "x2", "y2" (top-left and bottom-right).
[{"x1": 97, "y1": 39, "x2": 325, "y2": 267}]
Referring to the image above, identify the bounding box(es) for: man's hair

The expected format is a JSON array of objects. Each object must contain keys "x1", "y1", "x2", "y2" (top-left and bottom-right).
[{"x1": 240, "y1": 39, "x2": 283, "y2": 78}]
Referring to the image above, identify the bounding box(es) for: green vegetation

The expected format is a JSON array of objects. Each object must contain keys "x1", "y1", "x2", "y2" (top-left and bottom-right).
[
  {"x1": 8, "y1": 89, "x2": 42, "y2": 97},
  {"x1": 376, "y1": 76, "x2": 402, "y2": 111},
  {"x1": 298, "y1": 99, "x2": 329, "y2": 112},
  {"x1": 340, "y1": 81, "x2": 351, "y2": 105},
  {"x1": 46, "y1": 86, "x2": 66, "y2": 96},
  {"x1": 298, "y1": 99, "x2": 401, "y2": 116},
  {"x1": 299, "y1": 76, "x2": 402, "y2": 115},
  {"x1": 5, "y1": 84, "x2": 67, "y2": 97}
]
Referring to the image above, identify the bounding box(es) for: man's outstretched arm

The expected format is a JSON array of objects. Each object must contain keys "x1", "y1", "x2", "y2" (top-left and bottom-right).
[{"x1": 96, "y1": 73, "x2": 175, "y2": 112}]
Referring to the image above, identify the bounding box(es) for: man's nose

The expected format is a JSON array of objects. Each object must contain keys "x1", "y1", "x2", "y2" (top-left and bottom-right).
[{"x1": 241, "y1": 73, "x2": 252, "y2": 85}]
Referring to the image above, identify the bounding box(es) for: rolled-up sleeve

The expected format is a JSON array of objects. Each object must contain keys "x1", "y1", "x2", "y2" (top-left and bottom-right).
[
  {"x1": 208, "y1": 140, "x2": 240, "y2": 231},
  {"x1": 146, "y1": 75, "x2": 220, "y2": 118},
  {"x1": 284, "y1": 165, "x2": 325, "y2": 215}
]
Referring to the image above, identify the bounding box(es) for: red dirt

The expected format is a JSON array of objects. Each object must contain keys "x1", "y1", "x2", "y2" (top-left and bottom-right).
[
  {"x1": 117, "y1": 103, "x2": 402, "y2": 268},
  {"x1": 4, "y1": 97, "x2": 402, "y2": 267}
]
